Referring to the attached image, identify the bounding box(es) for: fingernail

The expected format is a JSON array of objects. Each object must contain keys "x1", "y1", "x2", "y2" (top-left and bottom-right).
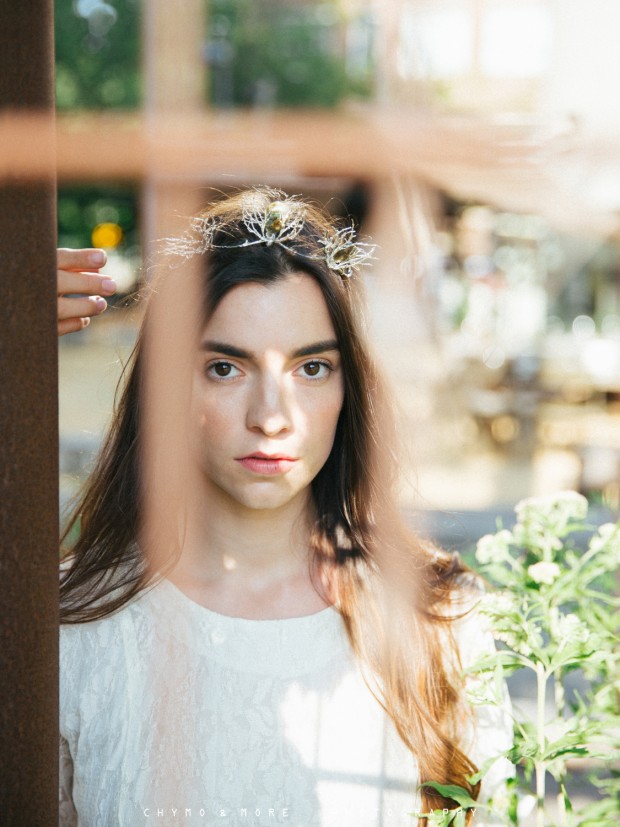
[
  {"x1": 95, "y1": 297, "x2": 107, "y2": 311},
  {"x1": 82, "y1": 317, "x2": 91, "y2": 328},
  {"x1": 101, "y1": 278, "x2": 117, "y2": 293},
  {"x1": 89, "y1": 250, "x2": 106, "y2": 267}
]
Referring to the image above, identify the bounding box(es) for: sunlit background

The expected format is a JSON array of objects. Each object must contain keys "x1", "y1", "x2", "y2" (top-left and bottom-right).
[{"x1": 57, "y1": 0, "x2": 620, "y2": 550}]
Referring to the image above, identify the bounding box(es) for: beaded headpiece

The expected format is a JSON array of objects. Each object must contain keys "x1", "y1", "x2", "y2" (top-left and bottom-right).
[{"x1": 165, "y1": 191, "x2": 375, "y2": 279}]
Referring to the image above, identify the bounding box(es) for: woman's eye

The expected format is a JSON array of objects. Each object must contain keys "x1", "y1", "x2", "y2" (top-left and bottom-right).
[
  {"x1": 206, "y1": 361, "x2": 240, "y2": 379},
  {"x1": 300, "y1": 360, "x2": 331, "y2": 379}
]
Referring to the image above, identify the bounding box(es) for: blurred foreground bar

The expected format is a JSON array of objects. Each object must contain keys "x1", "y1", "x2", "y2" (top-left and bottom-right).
[
  {"x1": 0, "y1": 1, "x2": 58, "y2": 824},
  {"x1": 0, "y1": 108, "x2": 616, "y2": 236}
]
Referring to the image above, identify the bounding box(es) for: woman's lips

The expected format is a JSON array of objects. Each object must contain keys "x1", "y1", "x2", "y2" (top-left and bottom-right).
[{"x1": 236, "y1": 455, "x2": 298, "y2": 475}]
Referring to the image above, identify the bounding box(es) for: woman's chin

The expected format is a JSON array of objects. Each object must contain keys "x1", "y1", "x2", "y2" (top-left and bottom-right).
[{"x1": 216, "y1": 479, "x2": 308, "y2": 514}]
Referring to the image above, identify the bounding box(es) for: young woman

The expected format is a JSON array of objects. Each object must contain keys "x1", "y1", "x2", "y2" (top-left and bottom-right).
[{"x1": 58, "y1": 188, "x2": 513, "y2": 827}]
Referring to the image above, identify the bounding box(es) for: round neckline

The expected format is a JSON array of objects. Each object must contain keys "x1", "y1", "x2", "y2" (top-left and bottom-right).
[
  {"x1": 158, "y1": 576, "x2": 339, "y2": 625},
  {"x1": 137, "y1": 575, "x2": 350, "y2": 675}
]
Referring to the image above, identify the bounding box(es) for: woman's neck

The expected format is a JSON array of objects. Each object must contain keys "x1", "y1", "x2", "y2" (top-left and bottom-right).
[{"x1": 164, "y1": 487, "x2": 330, "y2": 618}]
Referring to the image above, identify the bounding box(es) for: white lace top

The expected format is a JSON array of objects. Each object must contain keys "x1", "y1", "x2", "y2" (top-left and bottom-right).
[{"x1": 59, "y1": 578, "x2": 513, "y2": 827}]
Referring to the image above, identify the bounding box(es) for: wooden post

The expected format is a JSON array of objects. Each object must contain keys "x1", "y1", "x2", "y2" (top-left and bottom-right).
[{"x1": 0, "y1": 1, "x2": 58, "y2": 825}]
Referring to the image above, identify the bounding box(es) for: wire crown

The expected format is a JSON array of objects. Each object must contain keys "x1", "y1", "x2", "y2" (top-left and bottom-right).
[{"x1": 165, "y1": 191, "x2": 375, "y2": 279}]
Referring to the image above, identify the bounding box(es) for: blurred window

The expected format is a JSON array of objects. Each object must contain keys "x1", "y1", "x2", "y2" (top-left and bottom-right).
[
  {"x1": 399, "y1": 0, "x2": 551, "y2": 80},
  {"x1": 481, "y1": 1, "x2": 552, "y2": 78}
]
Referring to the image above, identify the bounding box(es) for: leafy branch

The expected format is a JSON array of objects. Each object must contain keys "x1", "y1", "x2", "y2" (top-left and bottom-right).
[{"x1": 418, "y1": 492, "x2": 620, "y2": 826}]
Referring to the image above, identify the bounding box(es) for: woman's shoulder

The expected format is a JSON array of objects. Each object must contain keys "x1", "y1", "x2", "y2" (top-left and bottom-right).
[
  {"x1": 58, "y1": 569, "x2": 152, "y2": 719},
  {"x1": 59, "y1": 584, "x2": 142, "y2": 742},
  {"x1": 450, "y1": 568, "x2": 486, "y2": 609},
  {"x1": 59, "y1": 553, "x2": 151, "y2": 620},
  {"x1": 446, "y1": 570, "x2": 496, "y2": 667},
  {"x1": 59, "y1": 558, "x2": 149, "y2": 667},
  {"x1": 59, "y1": 600, "x2": 131, "y2": 680},
  {"x1": 424, "y1": 556, "x2": 492, "y2": 662},
  {"x1": 428, "y1": 552, "x2": 486, "y2": 616}
]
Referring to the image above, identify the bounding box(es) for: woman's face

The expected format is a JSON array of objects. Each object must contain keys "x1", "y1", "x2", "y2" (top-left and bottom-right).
[{"x1": 192, "y1": 272, "x2": 344, "y2": 514}]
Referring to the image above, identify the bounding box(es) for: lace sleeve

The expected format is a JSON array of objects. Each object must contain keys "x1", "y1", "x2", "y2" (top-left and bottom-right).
[{"x1": 59, "y1": 734, "x2": 78, "y2": 826}]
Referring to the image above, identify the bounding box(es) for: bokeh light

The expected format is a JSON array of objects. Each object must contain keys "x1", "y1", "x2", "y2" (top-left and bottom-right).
[{"x1": 91, "y1": 222, "x2": 123, "y2": 249}]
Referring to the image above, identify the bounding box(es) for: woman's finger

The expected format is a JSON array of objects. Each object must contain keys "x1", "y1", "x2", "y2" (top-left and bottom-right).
[
  {"x1": 58, "y1": 295, "x2": 108, "y2": 322},
  {"x1": 58, "y1": 268, "x2": 117, "y2": 297},
  {"x1": 57, "y1": 247, "x2": 107, "y2": 272},
  {"x1": 56, "y1": 248, "x2": 117, "y2": 336},
  {"x1": 58, "y1": 316, "x2": 91, "y2": 337}
]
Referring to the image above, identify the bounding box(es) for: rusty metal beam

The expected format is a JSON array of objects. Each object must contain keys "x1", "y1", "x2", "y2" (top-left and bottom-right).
[{"x1": 0, "y1": 1, "x2": 58, "y2": 824}]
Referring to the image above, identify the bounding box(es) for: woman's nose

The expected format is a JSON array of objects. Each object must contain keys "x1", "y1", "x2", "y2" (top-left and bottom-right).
[{"x1": 246, "y1": 375, "x2": 292, "y2": 436}]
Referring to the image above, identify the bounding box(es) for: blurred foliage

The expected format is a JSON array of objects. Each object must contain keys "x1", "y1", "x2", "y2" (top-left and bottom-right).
[
  {"x1": 57, "y1": 185, "x2": 138, "y2": 251},
  {"x1": 206, "y1": 0, "x2": 373, "y2": 107},
  {"x1": 55, "y1": 0, "x2": 372, "y2": 111},
  {"x1": 55, "y1": 0, "x2": 141, "y2": 109}
]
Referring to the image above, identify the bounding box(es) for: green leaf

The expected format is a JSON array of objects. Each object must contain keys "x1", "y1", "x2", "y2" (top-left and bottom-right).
[
  {"x1": 425, "y1": 810, "x2": 454, "y2": 827},
  {"x1": 507, "y1": 785, "x2": 519, "y2": 825},
  {"x1": 466, "y1": 753, "x2": 506, "y2": 785},
  {"x1": 544, "y1": 746, "x2": 589, "y2": 761},
  {"x1": 453, "y1": 811, "x2": 467, "y2": 827},
  {"x1": 560, "y1": 783, "x2": 573, "y2": 813},
  {"x1": 420, "y1": 782, "x2": 477, "y2": 809}
]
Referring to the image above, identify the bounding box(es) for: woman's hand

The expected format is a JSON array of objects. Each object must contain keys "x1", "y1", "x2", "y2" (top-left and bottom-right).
[{"x1": 57, "y1": 248, "x2": 117, "y2": 336}]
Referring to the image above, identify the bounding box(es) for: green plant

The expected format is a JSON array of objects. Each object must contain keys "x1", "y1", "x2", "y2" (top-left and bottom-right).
[
  {"x1": 415, "y1": 782, "x2": 479, "y2": 826},
  {"x1": 55, "y1": 0, "x2": 141, "y2": 110},
  {"x1": 419, "y1": 492, "x2": 620, "y2": 826},
  {"x1": 207, "y1": 0, "x2": 373, "y2": 107}
]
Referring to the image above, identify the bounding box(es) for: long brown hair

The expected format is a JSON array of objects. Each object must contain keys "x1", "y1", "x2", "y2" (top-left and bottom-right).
[{"x1": 60, "y1": 187, "x2": 481, "y2": 817}]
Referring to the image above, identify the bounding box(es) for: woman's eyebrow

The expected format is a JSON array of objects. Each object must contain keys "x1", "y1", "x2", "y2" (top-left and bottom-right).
[
  {"x1": 291, "y1": 340, "x2": 339, "y2": 358},
  {"x1": 200, "y1": 339, "x2": 340, "y2": 359},
  {"x1": 201, "y1": 340, "x2": 250, "y2": 359}
]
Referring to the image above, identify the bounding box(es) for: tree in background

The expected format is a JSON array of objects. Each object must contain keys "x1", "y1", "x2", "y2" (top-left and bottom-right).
[
  {"x1": 55, "y1": 0, "x2": 141, "y2": 110},
  {"x1": 205, "y1": 0, "x2": 373, "y2": 108},
  {"x1": 55, "y1": 0, "x2": 373, "y2": 111}
]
